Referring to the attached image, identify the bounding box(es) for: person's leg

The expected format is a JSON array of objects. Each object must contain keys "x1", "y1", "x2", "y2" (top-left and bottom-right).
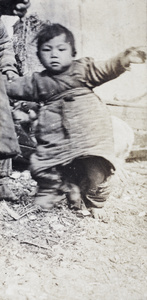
[
  {"x1": 0, "y1": 75, "x2": 20, "y2": 201},
  {"x1": 0, "y1": 158, "x2": 17, "y2": 201},
  {"x1": 0, "y1": 74, "x2": 20, "y2": 158}
]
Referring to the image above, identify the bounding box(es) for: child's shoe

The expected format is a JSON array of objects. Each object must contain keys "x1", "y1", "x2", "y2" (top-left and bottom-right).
[{"x1": 34, "y1": 189, "x2": 65, "y2": 210}]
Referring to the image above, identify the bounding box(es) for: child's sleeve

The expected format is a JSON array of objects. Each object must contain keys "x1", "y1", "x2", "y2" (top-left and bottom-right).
[
  {"x1": 5, "y1": 74, "x2": 38, "y2": 102},
  {"x1": 0, "y1": 19, "x2": 18, "y2": 74},
  {"x1": 85, "y1": 54, "x2": 127, "y2": 87}
]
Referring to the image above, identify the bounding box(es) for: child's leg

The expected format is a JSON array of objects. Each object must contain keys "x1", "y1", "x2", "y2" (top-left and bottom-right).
[
  {"x1": 81, "y1": 156, "x2": 113, "y2": 208},
  {"x1": 61, "y1": 161, "x2": 85, "y2": 210},
  {"x1": 61, "y1": 157, "x2": 113, "y2": 211},
  {"x1": 32, "y1": 167, "x2": 65, "y2": 209}
]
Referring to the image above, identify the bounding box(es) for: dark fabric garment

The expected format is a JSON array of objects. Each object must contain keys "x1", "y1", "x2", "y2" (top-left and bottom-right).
[
  {"x1": 30, "y1": 88, "x2": 115, "y2": 176},
  {"x1": 0, "y1": 74, "x2": 20, "y2": 158}
]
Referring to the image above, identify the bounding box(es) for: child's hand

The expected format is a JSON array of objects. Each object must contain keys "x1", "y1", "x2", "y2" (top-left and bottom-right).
[
  {"x1": 121, "y1": 47, "x2": 146, "y2": 69},
  {"x1": 5, "y1": 71, "x2": 19, "y2": 82}
]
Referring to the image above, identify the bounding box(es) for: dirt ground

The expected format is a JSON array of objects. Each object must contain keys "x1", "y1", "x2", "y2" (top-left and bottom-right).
[{"x1": 0, "y1": 160, "x2": 147, "y2": 300}]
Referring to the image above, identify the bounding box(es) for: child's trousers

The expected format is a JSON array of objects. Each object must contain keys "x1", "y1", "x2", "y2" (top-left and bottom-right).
[{"x1": 33, "y1": 156, "x2": 113, "y2": 210}]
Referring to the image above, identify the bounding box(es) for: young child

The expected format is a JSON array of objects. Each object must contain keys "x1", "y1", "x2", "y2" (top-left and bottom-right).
[
  {"x1": 0, "y1": 0, "x2": 30, "y2": 200},
  {"x1": 6, "y1": 23, "x2": 146, "y2": 212}
]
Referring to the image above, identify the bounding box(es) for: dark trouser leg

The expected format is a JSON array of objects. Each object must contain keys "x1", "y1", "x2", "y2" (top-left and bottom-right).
[
  {"x1": 61, "y1": 157, "x2": 113, "y2": 210},
  {"x1": 32, "y1": 167, "x2": 65, "y2": 209},
  {"x1": 61, "y1": 161, "x2": 86, "y2": 210},
  {"x1": 80, "y1": 156, "x2": 113, "y2": 208}
]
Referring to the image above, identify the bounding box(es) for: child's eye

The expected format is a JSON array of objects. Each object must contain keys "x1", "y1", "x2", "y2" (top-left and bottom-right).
[
  {"x1": 59, "y1": 48, "x2": 66, "y2": 51},
  {"x1": 42, "y1": 48, "x2": 51, "y2": 52}
]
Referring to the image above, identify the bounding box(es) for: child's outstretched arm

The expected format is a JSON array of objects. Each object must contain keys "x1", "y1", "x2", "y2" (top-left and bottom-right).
[
  {"x1": 86, "y1": 46, "x2": 146, "y2": 87},
  {"x1": 120, "y1": 47, "x2": 146, "y2": 70}
]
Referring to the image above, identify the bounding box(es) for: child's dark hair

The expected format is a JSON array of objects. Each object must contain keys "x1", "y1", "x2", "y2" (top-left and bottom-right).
[{"x1": 36, "y1": 23, "x2": 77, "y2": 57}]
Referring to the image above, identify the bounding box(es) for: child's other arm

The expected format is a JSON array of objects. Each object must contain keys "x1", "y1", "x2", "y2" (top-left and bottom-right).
[{"x1": 5, "y1": 75, "x2": 37, "y2": 102}]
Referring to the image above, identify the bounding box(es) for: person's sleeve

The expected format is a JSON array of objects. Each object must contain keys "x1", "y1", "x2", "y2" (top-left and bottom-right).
[
  {"x1": 0, "y1": 40, "x2": 18, "y2": 74},
  {"x1": 5, "y1": 74, "x2": 38, "y2": 102},
  {"x1": 0, "y1": 19, "x2": 18, "y2": 74},
  {"x1": 85, "y1": 54, "x2": 127, "y2": 88}
]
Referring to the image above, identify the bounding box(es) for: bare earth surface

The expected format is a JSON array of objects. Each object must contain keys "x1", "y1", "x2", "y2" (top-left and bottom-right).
[{"x1": 0, "y1": 161, "x2": 147, "y2": 300}]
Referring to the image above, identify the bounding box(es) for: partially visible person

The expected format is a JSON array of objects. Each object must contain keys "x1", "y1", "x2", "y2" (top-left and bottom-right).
[
  {"x1": 5, "y1": 23, "x2": 146, "y2": 213},
  {"x1": 0, "y1": 0, "x2": 30, "y2": 17},
  {"x1": 0, "y1": 0, "x2": 30, "y2": 200}
]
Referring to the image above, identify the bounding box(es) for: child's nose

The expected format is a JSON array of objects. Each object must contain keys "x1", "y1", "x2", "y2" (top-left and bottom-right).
[{"x1": 51, "y1": 49, "x2": 58, "y2": 57}]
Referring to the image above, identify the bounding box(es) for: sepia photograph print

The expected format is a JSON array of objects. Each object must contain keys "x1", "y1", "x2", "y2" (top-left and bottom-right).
[{"x1": 0, "y1": 1, "x2": 147, "y2": 299}]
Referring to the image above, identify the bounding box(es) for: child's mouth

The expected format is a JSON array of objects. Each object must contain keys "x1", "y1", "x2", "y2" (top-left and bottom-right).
[{"x1": 51, "y1": 62, "x2": 60, "y2": 67}]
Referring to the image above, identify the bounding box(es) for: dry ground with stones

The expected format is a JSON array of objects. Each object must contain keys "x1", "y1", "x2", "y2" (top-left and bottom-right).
[{"x1": 0, "y1": 160, "x2": 147, "y2": 300}]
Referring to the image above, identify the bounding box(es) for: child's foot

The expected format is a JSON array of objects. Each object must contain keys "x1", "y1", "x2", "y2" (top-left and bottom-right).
[
  {"x1": 66, "y1": 183, "x2": 82, "y2": 209},
  {"x1": 90, "y1": 207, "x2": 109, "y2": 221},
  {"x1": 34, "y1": 189, "x2": 65, "y2": 210}
]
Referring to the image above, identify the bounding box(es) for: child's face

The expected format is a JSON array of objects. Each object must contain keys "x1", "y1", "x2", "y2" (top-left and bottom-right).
[{"x1": 39, "y1": 33, "x2": 73, "y2": 74}]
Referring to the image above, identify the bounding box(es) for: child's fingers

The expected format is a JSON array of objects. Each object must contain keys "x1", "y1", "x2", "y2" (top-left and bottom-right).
[
  {"x1": 136, "y1": 50, "x2": 146, "y2": 62},
  {"x1": 134, "y1": 46, "x2": 147, "y2": 53},
  {"x1": 131, "y1": 46, "x2": 147, "y2": 61},
  {"x1": 132, "y1": 50, "x2": 146, "y2": 63},
  {"x1": 125, "y1": 47, "x2": 147, "y2": 64}
]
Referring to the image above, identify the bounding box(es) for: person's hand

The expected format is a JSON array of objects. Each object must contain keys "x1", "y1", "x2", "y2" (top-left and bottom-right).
[
  {"x1": 121, "y1": 47, "x2": 146, "y2": 69},
  {"x1": 13, "y1": 0, "x2": 30, "y2": 18},
  {"x1": 5, "y1": 71, "x2": 19, "y2": 81}
]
